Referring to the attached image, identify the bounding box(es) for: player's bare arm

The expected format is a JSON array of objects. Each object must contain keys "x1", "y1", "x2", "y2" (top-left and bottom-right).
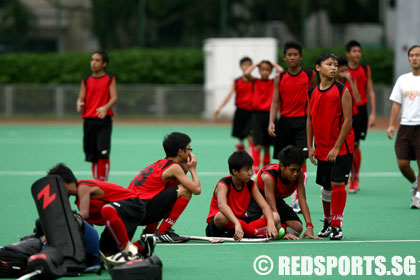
[
  {"x1": 367, "y1": 67, "x2": 376, "y2": 127},
  {"x1": 296, "y1": 174, "x2": 320, "y2": 239},
  {"x1": 345, "y1": 73, "x2": 361, "y2": 104},
  {"x1": 306, "y1": 99, "x2": 317, "y2": 165},
  {"x1": 387, "y1": 102, "x2": 402, "y2": 139},
  {"x1": 77, "y1": 185, "x2": 105, "y2": 219},
  {"x1": 216, "y1": 183, "x2": 244, "y2": 240},
  {"x1": 96, "y1": 79, "x2": 118, "y2": 119},
  {"x1": 271, "y1": 62, "x2": 285, "y2": 73},
  {"x1": 214, "y1": 82, "x2": 235, "y2": 116},
  {"x1": 244, "y1": 62, "x2": 260, "y2": 81},
  {"x1": 163, "y1": 154, "x2": 201, "y2": 195},
  {"x1": 268, "y1": 76, "x2": 280, "y2": 137},
  {"x1": 252, "y1": 183, "x2": 277, "y2": 239},
  {"x1": 261, "y1": 173, "x2": 279, "y2": 217},
  {"x1": 77, "y1": 81, "x2": 86, "y2": 112},
  {"x1": 327, "y1": 89, "x2": 353, "y2": 163}
]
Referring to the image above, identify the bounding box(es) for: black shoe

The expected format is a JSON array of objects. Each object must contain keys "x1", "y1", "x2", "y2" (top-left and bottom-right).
[
  {"x1": 330, "y1": 227, "x2": 343, "y2": 240},
  {"x1": 155, "y1": 228, "x2": 190, "y2": 243},
  {"x1": 318, "y1": 221, "x2": 332, "y2": 238},
  {"x1": 140, "y1": 234, "x2": 157, "y2": 258}
]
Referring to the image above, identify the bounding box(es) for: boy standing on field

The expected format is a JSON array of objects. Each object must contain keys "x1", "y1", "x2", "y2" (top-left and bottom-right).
[
  {"x1": 268, "y1": 41, "x2": 317, "y2": 213},
  {"x1": 77, "y1": 51, "x2": 118, "y2": 182},
  {"x1": 345, "y1": 40, "x2": 376, "y2": 193},
  {"x1": 214, "y1": 57, "x2": 255, "y2": 154},
  {"x1": 307, "y1": 53, "x2": 354, "y2": 240},
  {"x1": 206, "y1": 150, "x2": 279, "y2": 240}
]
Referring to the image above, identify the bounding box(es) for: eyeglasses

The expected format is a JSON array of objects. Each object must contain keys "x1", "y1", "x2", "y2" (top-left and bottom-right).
[{"x1": 183, "y1": 148, "x2": 193, "y2": 152}]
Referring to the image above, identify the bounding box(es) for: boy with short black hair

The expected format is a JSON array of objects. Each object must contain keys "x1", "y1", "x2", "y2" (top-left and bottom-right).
[
  {"x1": 77, "y1": 50, "x2": 118, "y2": 182},
  {"x1": 206, "y1": 151, "x2": 278, "y2": 240},
  {"x1": 245, "y1": 60, "x2": 284, "y2": 174},
  {"x1": 128, "y1": 132, "x2": 201, "y2": 243},
  {"x1": 214, "y1": 57, "x2": 255, "y2": 154},
  {"x1": 345, "y1": 40, "x2": 376, "y2": 193},
  {"x1": 307, "y1": 53, "x2": 354, "y2": 240},
  {"x1": 247, "y1": 145, "x2": 320, "y2": 240},
  {"x1": 47, "y1": 163, "x2": 155, "y2": 260},
  {"x1": 269, "y1": 41, "x2": 317, "y2": 213}
]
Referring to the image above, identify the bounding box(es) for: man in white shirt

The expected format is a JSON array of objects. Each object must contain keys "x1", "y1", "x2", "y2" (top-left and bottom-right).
[{"x1": 387, "y1": 45, "x2": 420, "y2": 209}]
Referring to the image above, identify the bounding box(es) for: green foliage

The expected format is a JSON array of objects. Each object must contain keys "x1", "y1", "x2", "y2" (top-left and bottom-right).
[{"x1": 0, "y1": 47, "x2": 393, "y2": 85}]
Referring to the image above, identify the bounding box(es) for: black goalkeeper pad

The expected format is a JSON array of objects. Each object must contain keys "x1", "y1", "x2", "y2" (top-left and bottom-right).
[
  {"x1": 30, "y1": 175, "x2": 85, "y2": 275},
  {"x1": 111, "y1": 255, "x2": 163, "y2": 280}
]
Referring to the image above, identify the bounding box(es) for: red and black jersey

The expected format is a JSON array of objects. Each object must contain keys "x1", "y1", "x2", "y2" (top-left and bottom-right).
[
  {"x1": 348, "y1": 64, "x2": 369, "y2": 106},
  {"x1": 82, "y1": 74, "x2": 115, "y2": 118},
  {"x1": 128, "y1": 159, "x2": 179, "y2": 200},
  {"x1": 256, "y1": 164, "x2": 297, "y2": 199},
  {"x1": 252, "y1": 78, "x2": 274, "y2": 112},
  {"x1": 308, "y1": 81, "x2": 355, "y2": 161},
  {"x1": 206, "y1": 176, "x2": 254, "y2": 223},
  {"x1": 76, "y1": 179, "x2": 136, "y2": 225},
  {"x1": 278, "y1": 69, "x2": 315, "y2": 117},
  {"x1": 344, "y1": 80, "x2": 358, "y2": 116},
  {"x1": 234, "y1": 77, "x2": 254, "y2": 111}
]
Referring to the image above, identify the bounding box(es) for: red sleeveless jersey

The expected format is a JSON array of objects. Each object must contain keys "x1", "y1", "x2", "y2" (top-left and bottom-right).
[
  {"x1": 128, "y1": 159, "x2": 179, "y2": 200},
  {"x1": 278, "y1": 69, "x2": 315, "y2": 117},
  {"x1": 252, "y1": 78, "x2": 274, "y2": 111},
  {"x1": 348, "y1": 64, "x2": 369, "y2": 106},
  {"x1": 308, "y1": 81, "x2": 354, "y2": 161},
  {"x1": 234, "y1": 77, "x2": 254, "y2": 111},
  {"x1": 82, "y1": 74, "x2": 115, "y2": 118},
  {"x1": 206, "y1": 176, "x2": 254, "y2": 223},
  {"x1": 344, "y1": 80, "x2": 358, "y2": 116},
  {"x1": 76, "y1": 179, "x2": 136, "y2": 225},
  {"x1": 256, "y1": 164, "x2": 297, "y2": 199}
]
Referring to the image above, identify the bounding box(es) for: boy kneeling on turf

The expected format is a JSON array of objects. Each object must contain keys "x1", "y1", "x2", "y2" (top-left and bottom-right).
[
  {"x1": 206, "y1": 151, "x2": 279, "y2": 240},
  {"x1": 247, "y1": 146, "x2": 320, "y2": 240}
]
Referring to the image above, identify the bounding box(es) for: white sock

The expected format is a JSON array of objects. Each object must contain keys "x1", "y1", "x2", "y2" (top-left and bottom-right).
[{"x1": 415, "y1": 192, "x2": 420, "y2": 199}]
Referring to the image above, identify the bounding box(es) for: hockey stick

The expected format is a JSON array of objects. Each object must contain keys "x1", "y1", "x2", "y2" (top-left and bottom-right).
[
  {"x1": 184, "y1": 236, "x2": 272, "y2": 243},
  {"x1": 16, "y1": 269, "x2": 42, "y2": 280}
]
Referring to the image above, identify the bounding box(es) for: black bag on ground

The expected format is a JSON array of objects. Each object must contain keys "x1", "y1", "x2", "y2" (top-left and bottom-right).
[
  {"x1": 0, "y1": 238, "x2": 42, "y2": 278},
  {"x1": 111, "y1": 255, "x2": 163, "y2": 280}
]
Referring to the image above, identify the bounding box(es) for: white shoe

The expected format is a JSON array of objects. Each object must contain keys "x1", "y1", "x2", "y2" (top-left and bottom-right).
[
  {"x1": 289, "y1": 200, "x2": 301, "y2": 213},
  {"x1": 410, "y1": 196, "x2": 420, "y2": 209}
]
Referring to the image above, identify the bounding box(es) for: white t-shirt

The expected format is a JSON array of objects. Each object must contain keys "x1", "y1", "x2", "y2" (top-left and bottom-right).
[{"x1": 389, "y1": 72, "x2": 420, "y2": 125}]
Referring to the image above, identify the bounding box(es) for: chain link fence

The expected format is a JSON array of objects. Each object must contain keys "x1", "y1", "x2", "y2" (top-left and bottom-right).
[{"x1": 0, "y1": 84, "x2": 392, "y2": 120}]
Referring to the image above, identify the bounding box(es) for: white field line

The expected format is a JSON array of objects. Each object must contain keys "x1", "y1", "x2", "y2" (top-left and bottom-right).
[
  {"x1": 158, "y1": 239, "x2": 420, "y2": 246},
  {"x1": 0, "y1": 171, "x2": 401, "y2": 177}
]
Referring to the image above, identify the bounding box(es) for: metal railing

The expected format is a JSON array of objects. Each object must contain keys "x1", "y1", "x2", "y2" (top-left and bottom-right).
[{"x1": 0, "y1": 84, "x2": 392, "y2": 120}]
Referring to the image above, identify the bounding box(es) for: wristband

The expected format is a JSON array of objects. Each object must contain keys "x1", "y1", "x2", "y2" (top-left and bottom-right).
[{"x1": 306, "y1": 222, "x2": 313, "y2": 228}]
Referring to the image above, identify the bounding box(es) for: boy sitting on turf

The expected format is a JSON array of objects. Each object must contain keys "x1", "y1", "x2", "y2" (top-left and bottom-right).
[
  {"x1": 206, "y1": 151, "x2": 279, "y2": 240},
  {"x1": 247, "y1": 146, "x2": 320, "y2": 240},
  {"x1": 48, "y1": 163, "x2": 156, "y2": 261}
]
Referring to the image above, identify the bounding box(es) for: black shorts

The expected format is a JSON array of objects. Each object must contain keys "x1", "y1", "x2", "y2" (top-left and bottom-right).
[
  {"x1": 273, "y1": 117, "x2": 307, "y2": 159},
  {"x1": 252, "y1": 111, "x2": 272, "y2": 147},
  {"x1": 352, "y1": 114, "x2": 361, "y2": 149},
  {"x1": 316, "y1": 154, "x2": 353, "y2": 190},
  {"x1": 205, "y1": 216, "x2": 258, "y2": 237},
  {"x1": 356, "y1": 105, "x2": 368, "y2": 140},
  {"x1": 99, "y1": 198, "x2": 145, "y2": 254},
  {"x1": 83, "y1": 116, "x2": 112, "y2": 162},
  {"x1": 232, "y1": 108, "x2": 253, "y2": 140},
  {"x1": 141, "y1": 186, "x2": 179, "y2": 225},
  {"x1": 246, "y1": 191, "x2": 301, "y2": 224},
  {"x1": 395, "y1": 125, "x2": 420, "y2": 161}
]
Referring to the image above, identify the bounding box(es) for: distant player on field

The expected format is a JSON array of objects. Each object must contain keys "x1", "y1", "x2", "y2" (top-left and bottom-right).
[
  {"x1": 345, "y1": 40, "x2": 376, "y2": 193},
  {"x1": 77, "y1": 51, "x2": 117, "y2": 182},
  {"x1": 387, "y1": 45, "x2": 420, "y2": 209},
  {"x1": 268, "y1": 41, "x2": 317, "y2": 213},
  {"x1": 206, "y1": 150, "x2": 279, "y2": 240},
  {"x1": 247, "y1": 145, "x2": 320, "y2": 240},
  {"x1": 307, "y1": 53, "x2": 354, "y2": 240},
  {"x1": 128, "y1": 132, "x2": 201, "y2": 243},
  {"x1": 47, "y1": 163, "x2": 155, "y2": 260},
  {"x1": 245, "y1": 60, "x2": 284, "y2": 174},
  {"x1": 214, "y1": 57, "x2": 255, "y2": 155}
]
